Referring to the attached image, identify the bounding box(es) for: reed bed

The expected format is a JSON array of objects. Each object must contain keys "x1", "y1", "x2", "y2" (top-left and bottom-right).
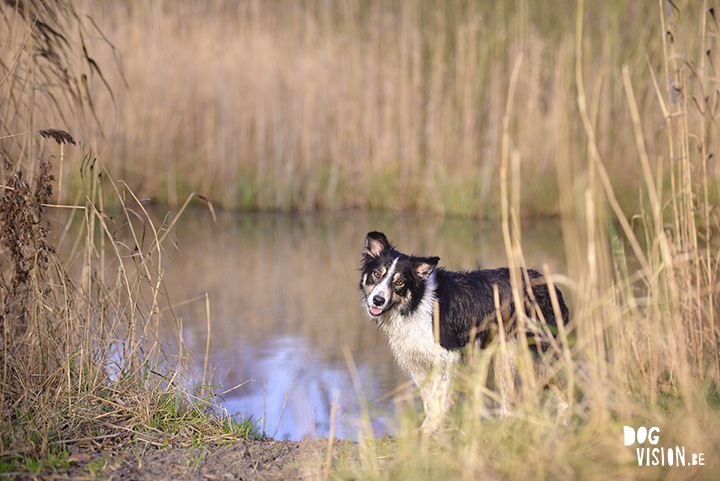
[
  {"x1": 0, "y1": 1, "x2": 255, "y2": 474},
  {"x1": 77, "y1": 0, "x2": 710, "y2": 216}
]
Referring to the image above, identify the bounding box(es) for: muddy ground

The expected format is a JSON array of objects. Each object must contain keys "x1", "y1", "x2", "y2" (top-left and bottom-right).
[{"x1": 14, "y1": 438, "x2": 355, "y2": 481}]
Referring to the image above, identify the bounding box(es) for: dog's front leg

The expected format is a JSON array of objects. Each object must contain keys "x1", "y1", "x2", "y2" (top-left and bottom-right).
[
  {"x1": 494, "y1": 341, "x2": 518, "y2": 419},
  {"x1": 418, "y1": 356, "x2": 458, "y2": 434}
]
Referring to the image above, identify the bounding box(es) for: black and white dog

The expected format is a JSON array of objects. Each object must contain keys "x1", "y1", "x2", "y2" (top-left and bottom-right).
[{"x1": 359, "y1": 231, "x2": 570, "y2": 432}]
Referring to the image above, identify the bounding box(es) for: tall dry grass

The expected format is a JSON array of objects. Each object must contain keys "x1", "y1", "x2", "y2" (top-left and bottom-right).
[
  {"x1": 3, "y1": 0, "x2": 719, "y2": 477},
  {"x1": 77, "y1": 0, "x2": 712, "y2": 217},
  {"x1": 0, "y1": 1, "x2": 254, "y2": 472},
  {"x1": 322, "y1": 1, "x2": 720, "y2": 479}
]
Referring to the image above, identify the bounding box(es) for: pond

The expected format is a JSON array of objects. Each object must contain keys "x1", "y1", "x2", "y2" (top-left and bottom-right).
[{"x1": 161, "y1": 210, "x2": 567, "y2": 441}]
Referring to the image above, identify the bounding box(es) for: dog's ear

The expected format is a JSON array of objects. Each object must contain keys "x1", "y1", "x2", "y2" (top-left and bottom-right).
[
  {"x1": 363, "y1": 231, "x2": 392, "y2": 258},
  {"x1": 411, "y1": 256, "x2": 440, "y2": 280}
]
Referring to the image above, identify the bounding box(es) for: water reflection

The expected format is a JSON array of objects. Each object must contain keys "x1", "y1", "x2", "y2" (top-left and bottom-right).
[
  {"x1": 163, "y1": 211, "x2": 567, "y2": 440},
  {"x1": 220, "y1": 335, "x2": 394, "y2": 440}
]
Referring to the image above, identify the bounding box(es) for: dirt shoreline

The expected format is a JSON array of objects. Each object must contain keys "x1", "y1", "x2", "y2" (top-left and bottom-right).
[{"x1": 14, "y1": 439, "x2": 349, "y2": 481}]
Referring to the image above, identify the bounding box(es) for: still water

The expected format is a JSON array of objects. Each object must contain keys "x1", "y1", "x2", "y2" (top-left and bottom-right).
[{"x1": 162, "y1": 211, "x2": 567, "y2": 440}]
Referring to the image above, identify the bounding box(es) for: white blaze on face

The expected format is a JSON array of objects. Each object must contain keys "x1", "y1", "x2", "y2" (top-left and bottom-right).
[{"x1": 367, "y1": 258, "x2": 399, "y2": 317}]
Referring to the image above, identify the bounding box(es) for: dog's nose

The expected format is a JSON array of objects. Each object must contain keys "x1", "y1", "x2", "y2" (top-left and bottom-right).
[{"x1": 372, "y1": 295, "x2": 385, "y2": 307}]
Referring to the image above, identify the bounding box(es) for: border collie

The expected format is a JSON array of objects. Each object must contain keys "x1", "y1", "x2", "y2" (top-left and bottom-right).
[{"x1": 359, "y1": 231, "x2": 570, "y2": 433}]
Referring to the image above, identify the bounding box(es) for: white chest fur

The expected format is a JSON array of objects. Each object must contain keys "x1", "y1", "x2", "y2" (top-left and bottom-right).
[{"x1": 379, "y1": 273, "x2": 460, "y2": 385}]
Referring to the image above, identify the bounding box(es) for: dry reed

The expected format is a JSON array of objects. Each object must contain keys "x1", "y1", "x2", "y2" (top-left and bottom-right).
[
  {"x1": 73, "y1": 0, "x2": 713, "y2": 217},
  {"x1": 0, "y1": 1, "x2": 256, "y2": 474}
]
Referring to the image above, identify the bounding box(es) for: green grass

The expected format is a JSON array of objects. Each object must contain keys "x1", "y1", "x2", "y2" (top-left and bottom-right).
[{"x1": 24, "y1": 450, "x2": 72, "y2": 476}]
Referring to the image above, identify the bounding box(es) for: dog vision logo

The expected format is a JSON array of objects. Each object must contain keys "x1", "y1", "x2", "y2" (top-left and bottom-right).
[{"x1": 624, "y1": 426, "x2": 706, "y2": 467}]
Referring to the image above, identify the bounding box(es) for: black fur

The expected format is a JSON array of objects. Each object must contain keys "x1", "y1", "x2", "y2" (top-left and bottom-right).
[
  {"x1": 360, "y1": 231, "x2": 569, "y2": 352},
  {"x1": 433, "y1": 266, "x2": 569, "y2": 350}
]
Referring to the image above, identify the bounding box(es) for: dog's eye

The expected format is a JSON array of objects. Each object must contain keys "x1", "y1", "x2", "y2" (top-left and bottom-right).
[
  {"x1": 373, "y1": 270, "x2": 382, "y2": 279},
  {"x1": 395, "y1": 279, "x2": 404, "y2": 287}
]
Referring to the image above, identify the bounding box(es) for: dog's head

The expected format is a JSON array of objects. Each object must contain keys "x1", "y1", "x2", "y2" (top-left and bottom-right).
[{"x1": 359, "y1": 231, "x2": 439, "y2": 319}]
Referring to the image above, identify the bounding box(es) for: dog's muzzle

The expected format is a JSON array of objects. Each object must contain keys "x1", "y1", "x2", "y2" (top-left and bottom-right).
[
  {"x1": 367, "y1": 292, "x2": 390, "y2": 317},
  {"x1": 366, "y1": 281, "x2": 391, "y2": 318},
  {"x1": 369, "y1": 295, "x2": 385, "y2": 317}
]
